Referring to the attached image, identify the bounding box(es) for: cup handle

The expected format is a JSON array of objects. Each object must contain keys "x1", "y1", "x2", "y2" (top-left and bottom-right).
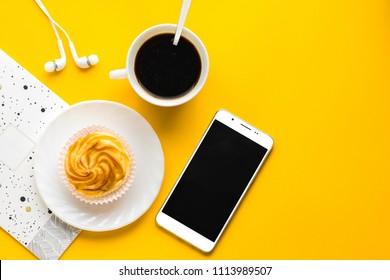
[{"x1": 109, "y1": 69, "x2": 127, "y2": 80}]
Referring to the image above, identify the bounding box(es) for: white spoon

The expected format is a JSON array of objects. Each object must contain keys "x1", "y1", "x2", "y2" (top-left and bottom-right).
[{"x1": 173, "y1": 0, "x2": 192, "y2": 45}]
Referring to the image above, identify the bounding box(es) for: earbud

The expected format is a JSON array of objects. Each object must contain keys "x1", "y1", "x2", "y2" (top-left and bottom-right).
[
  {"x1": 44, "y1": 39, "x2": 66, "y2": 72},
  {"x1": 69, "y1": 41, "x2": 99, "y2": 69},
  {"x1": 35, "y1": 0, "x2": 99, "y2": 72},
  {"x1": 44, "y1": 59, "x2": 65, "y2": 72}
]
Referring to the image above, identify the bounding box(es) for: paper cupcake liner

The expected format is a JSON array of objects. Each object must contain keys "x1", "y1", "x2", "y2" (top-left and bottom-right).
[{"x1": 58, "y1": 125, "x2": 135, "y2": 205}]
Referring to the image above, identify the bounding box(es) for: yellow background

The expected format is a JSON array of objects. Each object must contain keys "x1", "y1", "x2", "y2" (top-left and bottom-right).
[{"x1": 1, "y1": 0, "x2": 390, "y2": 259}]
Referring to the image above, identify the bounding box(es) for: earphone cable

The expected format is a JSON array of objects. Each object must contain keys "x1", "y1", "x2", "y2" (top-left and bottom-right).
[{"x1": 34, "y1": 0, "x2": 72, "y2": 43}]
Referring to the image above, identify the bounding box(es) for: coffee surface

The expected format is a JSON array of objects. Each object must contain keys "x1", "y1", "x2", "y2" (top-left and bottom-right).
[{"x1": 134, "y1": 33, "x2": 201, "y2": 98}]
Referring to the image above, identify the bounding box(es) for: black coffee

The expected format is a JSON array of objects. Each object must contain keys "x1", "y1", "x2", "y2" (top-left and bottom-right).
[{"x1": 134, "y1": 33, "x2": 202, "y2": 98}]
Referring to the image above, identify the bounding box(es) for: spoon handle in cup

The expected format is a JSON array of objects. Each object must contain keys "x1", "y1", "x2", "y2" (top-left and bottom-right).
[{"x1": 173, "y1": 0, "x2": 192, "y2": 46}]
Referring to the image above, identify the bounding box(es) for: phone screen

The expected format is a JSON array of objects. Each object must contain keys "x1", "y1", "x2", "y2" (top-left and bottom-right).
[{"x1": 162, "y1": 119, "x2": 268, "y2": 242}]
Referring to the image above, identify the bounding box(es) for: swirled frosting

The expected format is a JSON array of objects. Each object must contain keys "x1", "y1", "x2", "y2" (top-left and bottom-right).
[{"x1": 64, "y1": 132, "x2": 130, "y2": 197}]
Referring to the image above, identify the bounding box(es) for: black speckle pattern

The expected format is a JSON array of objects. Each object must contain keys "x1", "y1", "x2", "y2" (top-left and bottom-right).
[{"x1": 0, "y1": 50, "x2": 69, "y2": 246}]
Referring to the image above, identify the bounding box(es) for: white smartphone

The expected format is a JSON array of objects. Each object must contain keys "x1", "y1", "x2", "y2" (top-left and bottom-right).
[{"x1": 156, "y1": 110, "x2": 273, "y2": 252}]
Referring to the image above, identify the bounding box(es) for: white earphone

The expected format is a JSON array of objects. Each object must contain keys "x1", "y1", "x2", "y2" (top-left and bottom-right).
[
  {"x1": 69, "y1": 41, "x2": 99, "y2": 69},
  {"x1": 44, "y1": 38, "x2": 66, "y2": 72},
  {"x1": 35, "y1": 0, "x2": 99, "y2": 72}
]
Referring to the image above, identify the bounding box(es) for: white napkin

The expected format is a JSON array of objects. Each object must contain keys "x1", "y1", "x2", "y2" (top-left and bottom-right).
[{"x1": 0, "y1": 49, "x2": 80, "y2": 260}]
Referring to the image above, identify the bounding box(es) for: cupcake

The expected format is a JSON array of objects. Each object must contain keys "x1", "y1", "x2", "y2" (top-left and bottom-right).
[{"x1": 61, "y1": 126, "x2": 135, "y2": 204}]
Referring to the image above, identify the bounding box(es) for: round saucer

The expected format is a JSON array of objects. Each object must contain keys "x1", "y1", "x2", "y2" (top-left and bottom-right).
[{"x1": 34, "y1": 100, "x2": 164, "y2": 231}]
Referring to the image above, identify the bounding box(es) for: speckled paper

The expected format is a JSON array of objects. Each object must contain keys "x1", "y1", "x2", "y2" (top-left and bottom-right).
[{"x1": 0, "y1": 49, "x2": 80, "y2": 259}]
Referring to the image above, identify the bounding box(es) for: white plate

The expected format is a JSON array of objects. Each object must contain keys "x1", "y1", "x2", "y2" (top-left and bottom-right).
[{"x1": 34, "y1": 100, "x2": 164, "y2": 231}]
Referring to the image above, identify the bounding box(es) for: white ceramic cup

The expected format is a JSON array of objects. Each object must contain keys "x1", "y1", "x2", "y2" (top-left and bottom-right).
[{"x1": 110, "y1": 24, "x2": 209, "y2": 107}]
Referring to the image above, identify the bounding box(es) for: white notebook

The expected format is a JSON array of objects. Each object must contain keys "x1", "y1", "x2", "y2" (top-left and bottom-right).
[{"x1": 0, "y1": 49, "x2": 80, "y2": 260}]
